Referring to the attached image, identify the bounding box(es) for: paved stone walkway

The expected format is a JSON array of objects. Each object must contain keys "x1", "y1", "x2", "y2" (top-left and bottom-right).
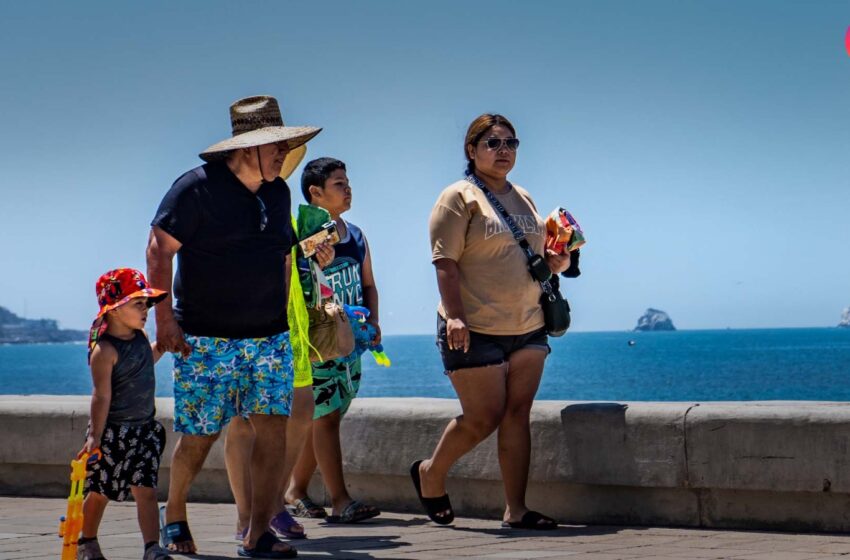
[{"x1": 4, "y1": 497, "x2": 850, "y2": 559}]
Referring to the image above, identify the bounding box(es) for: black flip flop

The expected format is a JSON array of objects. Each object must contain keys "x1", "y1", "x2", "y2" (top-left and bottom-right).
[
  {"x1": 410, "y1": 460, "x2": 454, "y2": 525},
  {"x1": 237, "y1": 530, "x2": 297, "y2": 558},
  {"x1": 159, "y1": 505, "x2": 196, "y2": 553},
  {"x1": 501, "y1": 510, "x2": 558, "y2": 530},
  {"x1": 325, "y1": 500, "x2": 381, "y2": 524}
]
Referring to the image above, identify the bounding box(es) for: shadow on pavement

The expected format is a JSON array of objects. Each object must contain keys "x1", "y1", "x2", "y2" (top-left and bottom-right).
[
  {"x1": 448, "y1": 523, "x2": 631, "y2": 538},
  {"x1": 357, "y1": 517, "x2": 431, "y2": 528},
  {"x1": 292, "y1": 534, "x2": 408, "y2": 559}
]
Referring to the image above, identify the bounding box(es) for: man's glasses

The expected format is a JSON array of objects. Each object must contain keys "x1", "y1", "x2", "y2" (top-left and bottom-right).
[
  {"x1": 480, "y1": 137, "x2": 520, "y2": 151},
  {"x1": 257, "y1": 196, "x2": 268, "y2": 232}
]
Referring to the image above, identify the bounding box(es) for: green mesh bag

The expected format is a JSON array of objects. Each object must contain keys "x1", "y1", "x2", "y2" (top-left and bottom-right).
[{"x1": 287, "y1": 216, "x2": 314, "y2": 385}]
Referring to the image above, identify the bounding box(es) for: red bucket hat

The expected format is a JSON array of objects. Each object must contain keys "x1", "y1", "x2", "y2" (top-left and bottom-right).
[{"x1": 88, "y1": 268, "x2": 168, "y2": 361}]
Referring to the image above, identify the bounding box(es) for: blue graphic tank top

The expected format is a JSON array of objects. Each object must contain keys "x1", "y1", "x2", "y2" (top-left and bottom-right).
[{"x1": 323, "y1": 220, "x2": 367, "y2": 306}]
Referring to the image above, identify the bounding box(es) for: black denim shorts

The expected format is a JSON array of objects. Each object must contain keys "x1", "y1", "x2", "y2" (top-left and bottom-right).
[
  {"x1": 85, "y1": 419, "x2": 165, "y2": 501},
  {"x1": 436, "y1": 314, "x2": 550, "y2": 373}
]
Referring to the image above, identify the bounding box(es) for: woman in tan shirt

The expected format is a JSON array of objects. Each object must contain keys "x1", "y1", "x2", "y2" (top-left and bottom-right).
[{"x1": 411, "y1": 114, "x2": 570, "y2": 529}]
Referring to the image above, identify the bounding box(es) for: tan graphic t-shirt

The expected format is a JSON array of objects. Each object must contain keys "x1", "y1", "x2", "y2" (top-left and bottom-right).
[{"x1": 429, "y1": 179, "x2": 546, "y2": 335}]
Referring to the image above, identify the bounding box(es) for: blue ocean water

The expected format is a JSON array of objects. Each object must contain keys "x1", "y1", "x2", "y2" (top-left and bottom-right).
[{"x1": 1, "y1": 328, "x2": 849, "y2": 401}]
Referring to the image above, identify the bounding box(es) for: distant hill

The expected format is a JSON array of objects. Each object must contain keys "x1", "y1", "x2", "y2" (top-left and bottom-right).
[
  {"x1": 0, "y1": 306, "x2": 86, "y2": 344},
  {"x1": 634, "y1": 308, "x2": 676, "y2": 332}
]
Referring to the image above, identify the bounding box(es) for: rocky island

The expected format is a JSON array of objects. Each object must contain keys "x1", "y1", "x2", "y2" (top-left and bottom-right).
[
  {"x1": 634, "y1": 308, "x2": 676, "y2": 331},
  {"x1": 840, "y1": 307, "x2": 850, "y2": 328},
  {"x1": 0, "y1": 306, "x2": 86, "y2": 344}
]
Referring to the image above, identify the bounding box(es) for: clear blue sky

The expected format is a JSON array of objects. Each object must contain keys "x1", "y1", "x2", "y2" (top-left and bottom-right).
[{"x1": 1, "y1": 0, "x2": 849, "y2": 334}]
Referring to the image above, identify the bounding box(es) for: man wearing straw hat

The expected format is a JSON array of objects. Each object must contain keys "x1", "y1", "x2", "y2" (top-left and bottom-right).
[{"x1": 147, "y1": 95, "x2": 320, "y2": 558}]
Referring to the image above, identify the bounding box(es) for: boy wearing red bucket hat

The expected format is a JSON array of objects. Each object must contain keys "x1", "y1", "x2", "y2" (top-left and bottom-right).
[{"x1": 77, "y1": 268, "x2": 172, "y2": 560}]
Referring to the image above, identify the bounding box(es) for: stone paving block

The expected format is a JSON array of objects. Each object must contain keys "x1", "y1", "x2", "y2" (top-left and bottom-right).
[
  {"x1": 604, "y1": 544, "x2": 738, "y2": 558},
  {"x1": 728, "y1": 553, "x2": 832, "y2": 560},
  {"x1": 664, "y1": 535, "x2": 776, "y2": 549},
  {"x1": 790, "y1": 542, "x2": 850, "y2": 554},
  {"x1": 552, "y1": 553, "x2": 627, "y2": 559},
  {"x1": 720, "y1": 538, "x2": 827, "y2": 552},
  {"x1": 662, "y1": 546, "x2": 759, "y2": 558},
  {"x1": 581, "y1": 534, "x2": 685, "y2": 547},
  {"x1": 496, "y1": 539, "x2": 627, "y2": 553},
  {"x1": 480, "y1": 550, "x2": 573, "y2": 558}
]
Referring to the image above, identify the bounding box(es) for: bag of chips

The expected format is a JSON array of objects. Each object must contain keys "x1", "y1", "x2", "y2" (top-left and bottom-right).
[{"x1": 545, "y1": 207, "x2": 585, "y2": 254}]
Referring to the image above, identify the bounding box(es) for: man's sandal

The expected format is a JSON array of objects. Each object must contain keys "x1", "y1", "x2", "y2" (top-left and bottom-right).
[
  {"x1": 237, "y1": 531, "x2": 297, "y2": 559},
  {"x1": 159, "y1": 506, "x2": 196, "y2": 553},
  {"x1": 501, "y1": 510, "x2": 558, "y2": 530},
  {"x1": 410, "y1": 460, "x2": 454, "y2": 525},
  {"x1": 270, "y1": 508, "x2": 307, "y2": 539}
]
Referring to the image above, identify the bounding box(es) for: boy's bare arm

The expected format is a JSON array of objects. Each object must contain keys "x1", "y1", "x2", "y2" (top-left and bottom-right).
[
  {"x1": 361, "y1": 238, "x2": 381, "y2": 344},
  {"x1": 81, "y1": 343, "x2": 116, "y2": 455}
]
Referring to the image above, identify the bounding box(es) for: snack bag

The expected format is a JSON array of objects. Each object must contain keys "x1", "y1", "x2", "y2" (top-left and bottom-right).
[{"x1": 545, "y1": 207, "x2": 585, "y2": 254}]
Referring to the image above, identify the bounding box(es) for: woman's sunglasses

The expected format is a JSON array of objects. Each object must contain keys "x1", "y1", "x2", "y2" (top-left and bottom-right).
[{"x1": 480, "y1": 137, "x2": 520, "y2": 151}]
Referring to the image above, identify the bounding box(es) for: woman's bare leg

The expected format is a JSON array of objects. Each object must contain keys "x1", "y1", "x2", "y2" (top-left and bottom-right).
[
  {"x1": 498, "y1": 347, "x2": 547, "y2": 522},
  {"x1": 418, "y1": 363, "x2": 508, "y2": 518}
]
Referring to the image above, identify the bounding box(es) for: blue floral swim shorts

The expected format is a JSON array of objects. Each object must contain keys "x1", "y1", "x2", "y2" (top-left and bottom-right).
[{"x1": 172, "y1": 331, "x2": 294, "y2": 435}]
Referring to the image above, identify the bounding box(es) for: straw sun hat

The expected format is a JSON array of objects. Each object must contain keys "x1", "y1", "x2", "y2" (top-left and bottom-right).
[{"x1": 199, "y1": 95, "x2": 321, "y2": 180}]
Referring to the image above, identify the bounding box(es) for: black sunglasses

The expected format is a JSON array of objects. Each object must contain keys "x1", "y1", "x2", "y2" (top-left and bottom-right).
[
  {"x1": 257, "y1": 196, "x2": 268, "y2": 232},
  {"x1": 480, "y1": 137, "x2": 520, "y2": 151}
]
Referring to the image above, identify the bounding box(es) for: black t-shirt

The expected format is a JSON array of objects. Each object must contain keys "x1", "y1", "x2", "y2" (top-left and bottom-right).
[{"x1": 151, "y1": 162, "x2": 294, "y2": 338}]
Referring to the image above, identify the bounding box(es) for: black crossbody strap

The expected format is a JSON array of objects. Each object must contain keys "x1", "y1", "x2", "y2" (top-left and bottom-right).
[{"x1": 466, "y1": 174, "x2": 553, "y2": 295}]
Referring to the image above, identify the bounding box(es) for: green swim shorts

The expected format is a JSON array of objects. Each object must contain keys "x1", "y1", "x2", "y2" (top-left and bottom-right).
[{"x1": 312, "y1": 354, "x2": 362, "y2": 419}]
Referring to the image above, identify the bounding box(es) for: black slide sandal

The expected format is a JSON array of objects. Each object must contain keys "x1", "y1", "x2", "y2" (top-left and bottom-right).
[
  {"x1": 501, "y1": 510, "x2": 558, "y2": 530},
  {"x1": 159, "y1": 506, "x2": 196, "y2": 553},
  {"x1": 410, "y1": 460, "x2": 455, "y2": 525}
]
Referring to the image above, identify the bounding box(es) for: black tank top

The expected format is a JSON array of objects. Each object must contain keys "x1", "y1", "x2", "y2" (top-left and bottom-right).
[{"x1": 100, "y1": 331, "x2": 156, "y2": 425}]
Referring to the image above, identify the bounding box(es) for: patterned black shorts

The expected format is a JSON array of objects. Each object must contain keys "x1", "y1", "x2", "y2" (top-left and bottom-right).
[{"x1": 85, "y1": 419, "x2": 165, "y2": 502}]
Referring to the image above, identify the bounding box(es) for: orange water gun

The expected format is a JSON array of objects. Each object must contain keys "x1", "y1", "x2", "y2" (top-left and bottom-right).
[{"x1": 58, "y1": 450, "x2": 100, "y2": 560}]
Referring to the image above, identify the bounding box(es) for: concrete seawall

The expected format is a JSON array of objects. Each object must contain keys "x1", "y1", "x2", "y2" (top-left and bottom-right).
[{"x1": 2, "y1": 396, "x2": 850, "y2": 532}]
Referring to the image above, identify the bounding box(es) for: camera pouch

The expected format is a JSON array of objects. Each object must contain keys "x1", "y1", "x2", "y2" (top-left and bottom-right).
[
  {"x1": 540, "y1": 276, "x2": 571, "y2": 337},
  {"x1": 528, "y1": 253, "x2": 553, "y2": 283}
]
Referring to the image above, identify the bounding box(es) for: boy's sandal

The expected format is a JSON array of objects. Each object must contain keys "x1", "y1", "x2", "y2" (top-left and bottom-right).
[
  {"x1": 410, "y1": 460, "x2": 454, "y2": 525},
  {"x1": 501, "y1": 510, "x2": 558, "y2": 530},
  {"x1": 287, "y1": 497, "x2": 327, "y2": 519},
  {"x1": 324, "y1": 500, "x2": 381, "y2": 524},
  {"x1": 143, "y1": 543, "x2": 174, "y2": 560},
  {"x1": 270, "y1": 508, "x2": 307, "y2": 539},
  {"x1": 76, "y1": 539, "x2": 107, "y2": 560},
  {"x1": 159, "y1": 506, "x2": 196, "y2": 553},
  {"x1": 237, "y1": 531, "x2": 297, "y2": 559}
]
